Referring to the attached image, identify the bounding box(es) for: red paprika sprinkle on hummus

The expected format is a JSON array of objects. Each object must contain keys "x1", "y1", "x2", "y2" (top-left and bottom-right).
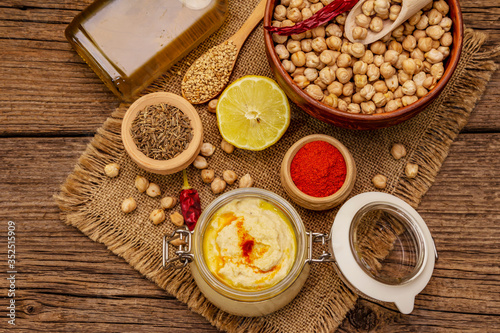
[{"x1": 290, "y1": 141, "x2": 346, "y2": 197}]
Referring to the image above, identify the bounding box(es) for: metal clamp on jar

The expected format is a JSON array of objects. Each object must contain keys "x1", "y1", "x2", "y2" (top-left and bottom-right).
[{"x1": 163, "y1": 188, "x2": 437, "y2": 317}]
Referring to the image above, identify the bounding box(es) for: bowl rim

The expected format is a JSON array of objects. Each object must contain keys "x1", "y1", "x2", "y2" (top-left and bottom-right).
[
  {"x1": 264, "y1": 0, "x2": 464, "y2": 126},
  {"x1": 121, "y1": 92, "x2": 203, "y2": 174},
  {"x1": 280, "y1": 134, "x2": 356, "y2": 210}
]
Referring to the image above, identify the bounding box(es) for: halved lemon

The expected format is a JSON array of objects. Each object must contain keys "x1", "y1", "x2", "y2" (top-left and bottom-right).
[{"x1": 216, "y1": 75, "x2": 290, "y2": 151}]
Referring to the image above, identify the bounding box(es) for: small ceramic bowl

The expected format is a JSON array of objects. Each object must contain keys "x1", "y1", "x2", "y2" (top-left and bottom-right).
[
  {"x1": 121, "y1": 92, "x2": 203, "y2": 174},
  {"x1": 280, "y1": 134, "x2": 356, "y2": 210}
]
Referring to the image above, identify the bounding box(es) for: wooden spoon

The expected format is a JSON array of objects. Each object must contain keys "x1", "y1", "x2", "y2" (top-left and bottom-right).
[
  {"x1": 344, "y1": 0, "x2": 432, "y2": 45},
  {"x1": 181, "y1": 0, "x2": 267, "y2": 104}
]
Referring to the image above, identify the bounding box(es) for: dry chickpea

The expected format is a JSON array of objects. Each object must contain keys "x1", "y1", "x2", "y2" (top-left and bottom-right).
[
  {"x1": 385, "y1": 75, "x2": 399, "y2": 92},
  {"x1": 104, "y1": 163, "x2": 120, "y2": 178},
  {"x1": 322, "y1": 94, "x2": 339, "y2": 108},
  {"x1": 362, "y1": 0, "x2": 375, "y2": 16},
  {"x1": 384, "y1": 90, "x2": 394, "y2": 102},
  {"x1": 402, "y1": 35, "x2": 417, "y2": 52},
  {"x1": 384, "y1": 50, "x2": 399, "y2": 65},
  {"x1": 402, "y1": 95, "x2": 419, "y2": 106},
  {"x1": 222, "y1": 170, "x2": 237, "y2": 185},
  {"x1": 146, "y1": 183, "x2": 161, "y2": 198},
  {"x1": 305, "y1": 84, "x2": 324, "y2": 100},
  {"x1": 239, "y1": 174, "x2": 254, "y2": 188},
  {"x1": 326, "y1": 36, "x2": 342, "y2": 51},
  {"x1": 402, "y1": 80, "x2": 417, "y2": 95},
  {"x1": 360, "y1": 84, "x2": 376, "y2": 100},
  {"x1": 169, "y1": 211, "x2": 184, "y2": 227},
  {"x1": 300, "y1": 39, "x2": 313, "y2": 52},
  {"x1": 416, "y1": 14, "x2": 429, "y2": 30},
  {"x1": 385, "y1": 100, "x2": 400, "y2": 112},
  {"x1": 201, "y1": 169, "x2": 215, "y2": 183},
  {"x1": 336, "y1": 53, "x2": 351, "y2": 68},
  {"x1": 425, "y1": 49, "x2": 444, "y2": 64},
  {"x1": 336, "y1": 68, "x2": 351, "y2": 84},
  {"x1": 282, "y1": 59, "x2": 296, "y2": 73},
  {"x1": 319, "y1": 67, "x2": 335, "y2": 85},
  {"x1": 354, "y1": 74, "x2": 368, "y2": 88},
  {"x1": 405, "y1": 163, "x2": 419, "y2": 178},
  {"x1": 312, "y1": 26, "x2": 326, "y2": 38},
  {"x1": 361, "y1": 101, "x2": 376, "y2": 114},
  {"x1": 337, "y1": 99, "x2": 348, "y2": 111},
  {"x1": 281, "y1": 0, "x2": 291, "y2": 6},
  {"x1": 423, "y1": 76, "x2": 437, "y2": 90},
  {"x1": 319, "y1": 50, "x2": 337, "y2": 66},
  {"x1": 418, "y1": 37, "x2": 433, "y2": 52},
  {"x1": 423, "y1": 1, "x2": 434, "y2": 11},
  {"x1": 402, "y1": 58, "x2": 417, "y2": 75},
  {"x1": 211, "y1": 177, "x2": 226, "y2": 194},
  {"x1": 193, "y1": 155, "x2": 208, "y2": 169},
  {"x1": 291, "y1": 67, "x2": 305, "y2": 77},
  {"x1": 121, "y1": 197, "x2": 137, "y2": 213},
  {"x1": 370, "y1": 16, "x2": 384, "y2": 33},
  {"x1": 434, "y1": 0, "x2": 449, "y2": 15},
  {"x1": 327, "y1": 81, "x2": 343, "y2": 96},
  {"x1": 361, "y1": 50, "x2": 374, "y2": 64},
  {"x1": 150, "y1": 209, "x2": 166, "y2": 225},
  {"x1": 286, "y1": 40, "x2": 301, "y2": 54},
  {"x1": 355, "y1": 14, "x2": 371, "y2": 29},
  {"x1": 336, "y1": 12, "x2": 347, "y2": 25},
  {"x1": 392, "y1": 25, "x2": 405, "y2": 39},
  {"x1": 310, "y1": 2, "x2": 323, "y2": 14},
  {"x1": 428, "y1": 9, "x2": 443, "y2": 26},
  {"x1": 426, "y1": 25, "x2": 445, "y2": 40},
  {"x1": 221, "y1": 139, "x2": 235, "y2": 154},
  {"x1": 372, "y1": 174, "x2": 387, "y2": 189},
  {"x1": 372, "y1": 92, "x2": 387, "y2": 107},
  {"x1": 353, "y1": 61, "x2": 368, "y2": 75},
  {"x1": 374, "y1": 0, "x2": 390, "y2": 15},
  {"x1": 413, "y1": 29, "x2": 427, "y2": 41},
  {"x1": 441, "y1": 32, "x2": 453, "y2": 47},
  {"x1": 342, "y1": 96, "x2": 352, "y2": 104},
  {"x1": 439, "y1": 17, "x2": 453, "y2": 32},
  {"x1": 367, "y1": 64, "x2": 380, "y2": 82},
  {"x1": 373, "y1": 55, "x2": 385, "y2": 67},
  {"x1": 287, "y1": 7, "x2": 302, "y2": 22},
  {"x1": 389, "y1": 4, "x2": 401, "y2": 21},
  {"x1": 438, "y1": 46, "x2": 450, "y2": 58},
  {"x1": 200, "y1": 142, "x2": 216, "y2": 157},
  {"x1": 403, "y1": 22, "x2": 416, "y2": 36},
  {"x1": 208, "y1": 99, "x2": 218, "y2": 113},
  {"x1": 394, "y1": 86, "x2": 404, "y2": 99},
  {"x1": 353, "y1": 27, "x2": 368, "y2": 40},
  {"x1": 373, "y1": 80, "x2": 388, "y2": 93},
  {"x1": 370, "y1": 41, "x2": 386, "y2": 55},
  {"x1": 411, "y1": 48, "x2": 425, "y2": 61},
  {"x1": 431, "y1": 39, "x2": 441, "y2": 49},
  {"x1": 304, "y1": 68, "x2": 318, "y2": 82},
  {"x1": 347, "y1": 103, "x2": 361, "y2": 114},
  {"x1": 379, "y1": 62, "x2": 396, "y2": 79},
  {"x1": 281, "y1": 19, "x2": 294, "y2": 28},
  {"x1": 135, "y1": 175, "x2": 149, "y2": 193},
  {"x1": 391, "y1": 143, "x2": 407, "y2": 159},
  {"x1": 294, "y1": 75, "x2": 310, "y2": 89},
  {"x1": 408, "y1": 10, "x2": 422, "y2": 26},
  {"x1": 289, "y1": 0, "x2": 303, "y2": 8},
  {"x1": 416, "y1": 86, "x2": 428, "y2": 98},
  {"x1": 352, "y1": 92, "x2": 365, "y2": 104},
  {"x1": 311, "y1": 37, "x2": 327, "y2": 52},
  {"x1": 274, "y1": 5, "x2": 287, "y2": 21},
  {"x1": 291, "y1": 51, "x2": 306, "y2": 67},
  {"x1": 170, "y1": 238, "x2": 186, "y2": 247},
  {"x1": 275, "y1": 44, "x2": 289, "y2": 60},
  {"x1": 305, "y1": 53, "x2": 321, "y2": 68},
  {"x1": 431, "y1": 62, "x2": 445, "y2": 80},
  {"x1": 301, "y1": 7, "x2": 313, "y2": 20},
  {"x1": 325, "y1": 23, "x2": 343, "y2": 38},
  {"x1": 413, "y1": 71, "x2": 427, "y2": 87},
  {"x1": 161, "y1": 197, "x2": 177, "y2": 209},
  {"x1": 350, "y1": 43, "x2": 366, "y2": 58}
]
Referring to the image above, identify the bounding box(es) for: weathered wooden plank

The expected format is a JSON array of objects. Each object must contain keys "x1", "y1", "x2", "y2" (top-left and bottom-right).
[{"x1": 0, "y1": 133, "x2": 498, "y2": 331}]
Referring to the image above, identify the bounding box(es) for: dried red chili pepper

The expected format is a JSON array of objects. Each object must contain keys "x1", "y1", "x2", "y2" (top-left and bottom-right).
[
  {"x1": 265, "y1": 0, "x2": 358, "y2": 36},
  {"x1": 179, "y1": 169, "x2": 201, "y2": 231}
]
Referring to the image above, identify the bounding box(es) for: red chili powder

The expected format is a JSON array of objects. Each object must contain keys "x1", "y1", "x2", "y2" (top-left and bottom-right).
[{"x1": 290, "y1": 141, "x2": 347, "y2": 197}]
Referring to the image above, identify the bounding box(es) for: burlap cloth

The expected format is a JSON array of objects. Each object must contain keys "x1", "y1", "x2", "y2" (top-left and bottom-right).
[{"x1": 56, "y1": 1, "x2": 499, "y2": 331}]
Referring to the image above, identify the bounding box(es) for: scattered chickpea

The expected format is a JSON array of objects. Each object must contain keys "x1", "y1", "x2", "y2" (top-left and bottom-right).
[
  {"x1": 146, "y1": 183, "x2": 161, "y2": 198},
  {"x1": 160, "y1": 197, "x2": 177, "y2": 210},
  {"x1": 223, "y1": 170, "x2": 238, "y2": 185},
  {"x1": 211, "y1": 177, "x2": 227, "y2": 194},
  {"x1": 121, "y1": 197, "x2": 137, "y2": 213},
  {"x1": 150, "y1": 209, "x2": 166, "y2": 225},
  {"x1": 372, "y1": 174, "x2": 388, "y2": 189},
  {"x1": 104, "y1": 163, "x2": 120, "y2": 178},
  {"x1": 193, "y1": 155, "x2": 208, "y2": 169},
  {"x1": 201, "y1": 169, "x2": 215, "y2": 183},
  {"x1": 391, "y1": 143, "x2": 407, "y2": 159},
  {"x1": 239, "y1": 174, "x2": 254, "y2": 188},
  {"x1": 208, "y1": 99, "x2": 218, "y2": 113},
  {"x1": 135, "y1": 175, "x2": 149, "y2": 193},
  {"x1": 405, "y1": 163, "x2": 419, "y2": 178},
  {"x1": 200, "y1": 142, "x2": 216, "y2": 157},
  {"x1": 170, "y1": 238, "x2": 186, "y2": 247},
  {"x1": 170, "y1": 211, "x2": 184, "y2": 227}
]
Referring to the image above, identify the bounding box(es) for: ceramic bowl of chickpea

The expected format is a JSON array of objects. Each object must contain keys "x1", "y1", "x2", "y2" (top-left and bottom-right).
[{"x1": 264, "y1": 0, "x2": 463, "y2": 130}]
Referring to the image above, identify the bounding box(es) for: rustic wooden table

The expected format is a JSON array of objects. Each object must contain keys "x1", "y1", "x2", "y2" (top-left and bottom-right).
[{"x1": 1, "y1": 0, "x2": 499, "y2": 331}]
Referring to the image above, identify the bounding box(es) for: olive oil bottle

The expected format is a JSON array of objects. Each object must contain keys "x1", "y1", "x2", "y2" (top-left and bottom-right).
[{"x1": 65, "y1": 0, "x2": 227, "y2": 101}]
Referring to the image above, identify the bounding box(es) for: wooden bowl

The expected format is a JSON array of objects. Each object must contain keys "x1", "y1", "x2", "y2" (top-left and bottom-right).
[
  {"x1": 121, "y1": 92, "x2": 203, "y2": 174},
  {"x1": 264, "y1": 0, "x2": 464, "y2": 130},
  {"x1": 280, "y1": 134, "x2": 356, "y2": 210}
]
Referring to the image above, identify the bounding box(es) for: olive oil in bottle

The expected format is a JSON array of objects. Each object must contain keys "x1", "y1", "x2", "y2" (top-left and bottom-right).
[{"x1": 65, "y1": 0, "x2": 228, "y2": 101}]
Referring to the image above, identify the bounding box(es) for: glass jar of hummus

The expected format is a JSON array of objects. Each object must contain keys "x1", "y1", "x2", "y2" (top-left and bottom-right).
[{"x1": 164, "y1": 189, "x2": 437, "y2": 316}]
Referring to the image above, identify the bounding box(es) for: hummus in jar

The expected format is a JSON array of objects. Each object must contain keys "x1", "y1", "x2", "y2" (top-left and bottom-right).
[{"x1": 203, "y1": 197, "x2": 297, "y2": 291}]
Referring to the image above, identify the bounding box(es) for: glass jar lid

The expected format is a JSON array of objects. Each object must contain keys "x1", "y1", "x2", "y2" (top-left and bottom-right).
[{"x1": 330, "y1": 192, "x2": 437, "y2": 314}]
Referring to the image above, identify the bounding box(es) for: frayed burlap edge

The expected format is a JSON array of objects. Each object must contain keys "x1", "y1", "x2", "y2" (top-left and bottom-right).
[{"x1": 55, "y1": 28, "x2": 498, "y2": 333}]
